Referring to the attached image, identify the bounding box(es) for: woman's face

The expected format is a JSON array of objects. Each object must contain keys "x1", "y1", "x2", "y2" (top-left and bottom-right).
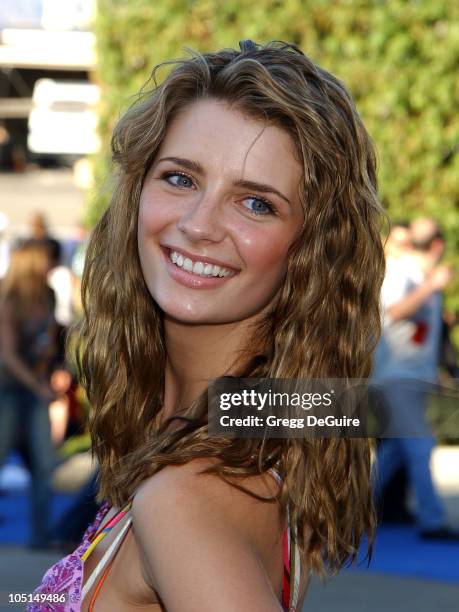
[{"x1": 138, "y1": 98, "x2": 303, "y2": 325}]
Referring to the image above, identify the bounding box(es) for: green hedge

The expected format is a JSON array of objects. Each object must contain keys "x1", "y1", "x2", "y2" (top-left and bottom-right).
[{"x1": 91, "y1": 0, "x2": 459, "y2": 319}]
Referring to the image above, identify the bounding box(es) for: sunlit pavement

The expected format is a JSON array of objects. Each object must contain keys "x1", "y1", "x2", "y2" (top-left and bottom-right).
[{"x1": 306, "y1": 572, "x2": 459, "y2": 611}]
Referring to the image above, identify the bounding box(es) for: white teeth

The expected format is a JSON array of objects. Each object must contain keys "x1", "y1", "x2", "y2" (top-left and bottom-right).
[
  {"x1": 183, "y1": 257, "x2": 193, "y2": 272},
  {"x1": 193, "y1": 261, "x2": 204, "y2": 275},
  {"x1": 169, "y1": 250, "x2": 233, "y2": 278}
]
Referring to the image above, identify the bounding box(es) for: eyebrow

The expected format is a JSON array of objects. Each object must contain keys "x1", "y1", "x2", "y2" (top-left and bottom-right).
[
  {"x1": 158, "y1": 156, "x2": 203, "y2": 174},
  {"x1": 157, "y1": 156, "x2": 292, "y2": 206}
]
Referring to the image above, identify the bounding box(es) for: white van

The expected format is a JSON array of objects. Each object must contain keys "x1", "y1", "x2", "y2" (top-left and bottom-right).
[{"x1": 28, "y1": 79, "x2": 100, "y2": 156}]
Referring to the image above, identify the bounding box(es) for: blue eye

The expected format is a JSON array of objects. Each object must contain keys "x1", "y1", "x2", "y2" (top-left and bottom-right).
[
  {"x1": 163, "y1": 172, "x2": 194, "y2": 189},
  {"x1": 243, "y1": 196, "x2": 275, "y2": 216}
]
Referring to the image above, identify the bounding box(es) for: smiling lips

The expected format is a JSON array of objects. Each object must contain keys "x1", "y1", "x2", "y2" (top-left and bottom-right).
[{"x1": 163, "y1": 246, "x2": 239, "y2": 278}]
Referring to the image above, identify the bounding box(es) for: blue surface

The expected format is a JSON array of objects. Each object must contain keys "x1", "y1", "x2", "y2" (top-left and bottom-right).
[
  {"x1": 352, "y1": 526, "x2": 459, "y2": 583},
  {"x1": 1, "y1": 491, "x2": 458, "y2": 583},
  {"x1": 0, "y1": 490, "x2": 77, "y2": 545}
]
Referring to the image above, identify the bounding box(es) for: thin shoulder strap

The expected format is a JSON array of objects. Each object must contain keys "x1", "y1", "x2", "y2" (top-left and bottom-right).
[
  {"x1": 288, "y1": 530, "x2": 301, "y2": 610},
  {"x1": 282, "y1": 506, "x2": 302, "y2": 611},
  {"x1": 81, "y1": 512, "x2": 132, "y2": 601},
  {"x1": 269, "y1": 468, "x2": 301, "y2": 611}
]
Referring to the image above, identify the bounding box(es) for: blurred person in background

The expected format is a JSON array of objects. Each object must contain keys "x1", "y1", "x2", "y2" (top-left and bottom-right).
[
  {"x1": 373, "y1": 218, "x2": 458, "y2": 539},
  {"x1": 23, "y1": 211, "x2": 61, "y2": 258},
  {"x1": 384, "y1": 220, "x2": 412, "y2": 263},
  {"x1": 45, "y1": 238, "x2": 76, "y2": 329},
  {"x1": 23, "y1": 238, "x2": 75, "y2": 446},
  {"x1": 0, "y1": 241, "x2": 60, "y2": 548},
  {"x1": 439, "y1": 309, "x2": 459, "y2": 381},
  {"x1": 377, "y1": 221, "x2": 415, "y2": 525},
  {"x1": 61, "y1": 219, "x2": 88, "y2": 269}
]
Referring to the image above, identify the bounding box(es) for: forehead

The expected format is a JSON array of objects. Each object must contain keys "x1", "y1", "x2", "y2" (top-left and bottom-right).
[{"x1": 156, "y1": 98, "x2": 302, "y2": 192}]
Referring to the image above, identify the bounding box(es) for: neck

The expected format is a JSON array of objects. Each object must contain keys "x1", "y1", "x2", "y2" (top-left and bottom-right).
[{"x1": 161, "y1": 315, "x2": 264, "y2": 422}]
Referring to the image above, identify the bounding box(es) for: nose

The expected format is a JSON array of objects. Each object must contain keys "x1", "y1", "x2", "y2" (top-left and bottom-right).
[{"x1": 177, "y1": 192, "x2": 226, "y2": 243}]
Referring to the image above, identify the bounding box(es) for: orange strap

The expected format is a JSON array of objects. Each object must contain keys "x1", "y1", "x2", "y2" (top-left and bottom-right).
[{"x1": 88, "y1": 554, "x2": 114, "y2": 611}]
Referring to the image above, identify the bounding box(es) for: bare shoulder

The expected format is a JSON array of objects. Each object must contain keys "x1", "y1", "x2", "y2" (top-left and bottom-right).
[
  {"x1": 130, "y1": 460, "x2": 286, "y2": 611},
  {"x1": 132, "y1": 458, "x2": 283, "y2": 545}
]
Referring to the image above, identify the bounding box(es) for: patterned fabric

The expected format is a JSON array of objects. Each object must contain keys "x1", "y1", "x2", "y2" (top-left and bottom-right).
[
  {"x1": 80, "y1": 501, "x2": 132, "y2": 564},
  {"x1": 27, "y1": 501, "x2": 110, "y2": 612}
]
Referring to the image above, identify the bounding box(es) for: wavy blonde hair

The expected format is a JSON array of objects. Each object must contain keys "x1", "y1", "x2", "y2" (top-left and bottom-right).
[{"x1": 74, "y1": 41, "x2": 386, "y2": 576}]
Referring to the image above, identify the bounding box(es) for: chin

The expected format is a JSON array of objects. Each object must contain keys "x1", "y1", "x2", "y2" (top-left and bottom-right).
[
  {"x1": 156, "y1": 299, "x2": 216, "y2": 324},
  {"x1": 161, "y1": 308, "x2": 232, "y2": 325},
  {"x1": 160, "y1": 302, "x2": 272, "y2": 327}
]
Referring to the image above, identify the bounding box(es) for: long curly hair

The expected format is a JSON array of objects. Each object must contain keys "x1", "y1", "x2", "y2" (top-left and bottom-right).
[{"x1": 73, "y1": 41, "x2": 386, "y2": 576}]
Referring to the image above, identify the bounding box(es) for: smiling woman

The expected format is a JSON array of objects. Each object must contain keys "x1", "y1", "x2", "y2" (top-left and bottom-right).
[
  {"x1": 137, "y1": 99, "x2": 304, "y2": 323},
  {"x1": 30, "y1": 40, "x2": 386, "y2": 612}
]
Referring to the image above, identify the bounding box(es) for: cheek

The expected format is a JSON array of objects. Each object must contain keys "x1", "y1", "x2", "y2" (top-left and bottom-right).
[
  {"x1": 138, "y1": 188, "x2": 171, "y2": 237},
  {"x1": 238, "y1": 228, "x2": 291, "y2": 278}
]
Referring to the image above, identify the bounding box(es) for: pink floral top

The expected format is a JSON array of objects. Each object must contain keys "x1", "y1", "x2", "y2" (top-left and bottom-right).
[{"x1": 27, "y1": 502, "x2": 110, "y2": 612}]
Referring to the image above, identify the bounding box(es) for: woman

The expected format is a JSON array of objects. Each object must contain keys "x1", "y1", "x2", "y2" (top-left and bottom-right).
[
  {"x1": 0, "y1": 241, "x2": 58, "y2": 548},
  {"x1": 31, "y1": 40, "x2": 385, "y2": 611}
]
